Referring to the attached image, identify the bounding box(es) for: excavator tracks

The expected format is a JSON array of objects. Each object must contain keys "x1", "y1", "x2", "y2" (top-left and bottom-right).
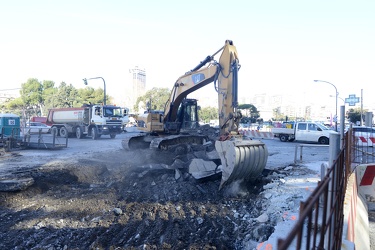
[
  {"x1": 121, "y1": 134, "x2": 152, "y2": 150},
  {"x1": 122, "y1": 134, "x2": 268, "y2": 190},
  {"x1": 150, "y1": 134, "x2": 209, "y2": 152},
  {"x1": 122, "y1": 134, "x2": 209, "y2": 151}
]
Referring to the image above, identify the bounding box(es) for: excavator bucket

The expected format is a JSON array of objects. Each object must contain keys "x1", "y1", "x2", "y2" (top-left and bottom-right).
[{"x1": 215, "y1": 139, "x2": 268, "y2": 189}]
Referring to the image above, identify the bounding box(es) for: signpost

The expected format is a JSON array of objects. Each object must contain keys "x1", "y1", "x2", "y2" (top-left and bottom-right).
[{"x1": 345, "y1": 94, "x2": 360, "y2": 106}]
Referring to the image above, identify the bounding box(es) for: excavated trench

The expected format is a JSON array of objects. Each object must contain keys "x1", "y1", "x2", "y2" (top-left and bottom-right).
[{"x1": 0, "y1": 149, "x2": 277, "y2": 249}]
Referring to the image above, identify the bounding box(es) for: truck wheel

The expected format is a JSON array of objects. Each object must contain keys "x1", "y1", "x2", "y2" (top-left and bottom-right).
[
  {"x1": 110, "y1": 134, "x2": 116, "y2": 139},
  {"x1": 319, "y1": 137, "x2": 329, "y2": 145},
  {"x1": 91, "y1": 127, "x2": 98, "y2": 140},
  {"x1": 60, "y1": 127, "x2": 68, "y2": 138},
  {"x1": 279, "y1": 134, "x2": 289, "y2": 142},
  {"x1": 76, "y1": 127, "x2": 83, "y2": 139}
]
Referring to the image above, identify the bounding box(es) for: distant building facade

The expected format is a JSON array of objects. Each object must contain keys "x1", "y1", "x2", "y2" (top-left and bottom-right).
[
  {"x1": 243, "y1": 93, "x2": 335, "y2": 122},
  {"x1": 127, "y1": 66, "x2": 146, "y2": 113},
  {"x1": 0, "y1": 88, "x2": 20, "y2": 104}
]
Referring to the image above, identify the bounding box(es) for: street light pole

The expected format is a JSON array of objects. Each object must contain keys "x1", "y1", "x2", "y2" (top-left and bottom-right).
[
  {"x1": 329, "y1": 95, "x2": 344, "y2": 103},
  {"x1": 83, "y1": 77, "x2": 106, "y2": 105},
  {"x1": 314, "y1": 80, "x2": 338, "y2": 132}
]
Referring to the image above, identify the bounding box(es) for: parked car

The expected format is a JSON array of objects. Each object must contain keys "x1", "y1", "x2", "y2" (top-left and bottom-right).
[
  {"x1": 352, "y1": 126, "x2": 375, "y2": 147},
  {"x1": 24, "y1": 122, "x2": 51, "y2": 134}
]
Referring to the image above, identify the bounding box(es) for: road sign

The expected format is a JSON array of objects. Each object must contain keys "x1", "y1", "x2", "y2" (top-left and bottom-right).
[{"x1": 345, "y1": 94, "x2": 360, "y2": 106}]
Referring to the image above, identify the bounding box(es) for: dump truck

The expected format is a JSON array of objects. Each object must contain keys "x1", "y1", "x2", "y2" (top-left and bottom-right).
[
  {"x1": 122, "y1": 40, "x2": 268, "y2": 189},
  {"x1": 46, "y1": 104, "x2": 123, "y2": 139}
]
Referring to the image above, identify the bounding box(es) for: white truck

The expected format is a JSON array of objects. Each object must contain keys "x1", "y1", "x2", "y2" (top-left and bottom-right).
[
  {"x1": 46, "y1": 104, "x2": 124, "y2": 139},
  {"x1": 271, "y1": 122, "x2": 338, "y2": 144}
]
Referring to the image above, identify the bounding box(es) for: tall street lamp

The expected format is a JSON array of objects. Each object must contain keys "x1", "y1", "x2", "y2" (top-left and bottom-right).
[
  {"x1": 83, "y1": 77, "x2": 106, "y2": 105},
  {"x1": 314, "y1": 80, "x2": 338, "y2": 131}
]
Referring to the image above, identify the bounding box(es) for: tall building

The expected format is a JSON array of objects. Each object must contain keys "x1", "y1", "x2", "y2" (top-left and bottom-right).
[{"x1": 127, "y1": 66, "x2": 146, "y2": 113}]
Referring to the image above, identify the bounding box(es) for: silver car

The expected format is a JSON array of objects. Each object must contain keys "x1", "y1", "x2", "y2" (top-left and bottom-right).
[{"x1": 24, "y1": 122, "x2": 52, "y2": 134}]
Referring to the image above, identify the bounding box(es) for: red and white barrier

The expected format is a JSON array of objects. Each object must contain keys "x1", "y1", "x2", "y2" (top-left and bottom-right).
[
  {"x1": 358, "y1": 136, "x2": 375, "y2": 143},
  {"x1": 343, "y1": 164, "x2": 374, "y2": 248},
  {"x1": 356, "y1": 136, "x2": 375, "y2": 146},
  {"x1": 239, "y1": 129, "x2": 274, "y2": 139}
]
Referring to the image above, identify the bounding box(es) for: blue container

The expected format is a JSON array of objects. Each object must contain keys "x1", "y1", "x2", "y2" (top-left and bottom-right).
[{"x1": 0, "y1": 113, "x2": 21, "y2": 138}]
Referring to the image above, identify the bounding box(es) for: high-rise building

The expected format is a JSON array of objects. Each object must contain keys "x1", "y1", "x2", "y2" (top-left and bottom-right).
[{"x1": 127, "y1": 66, "x2": 146, "y2": 112}]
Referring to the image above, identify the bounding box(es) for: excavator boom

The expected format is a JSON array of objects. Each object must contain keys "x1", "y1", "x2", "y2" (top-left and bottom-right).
[
  {"x1": 163, "y1": 40, "x2": 241, "y2": 136},
  {"x1": 122, "y1": 40, "x2": 268, "y2": 189}
]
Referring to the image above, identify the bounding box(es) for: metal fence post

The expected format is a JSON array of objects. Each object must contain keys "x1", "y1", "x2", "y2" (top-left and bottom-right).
[
  {"x1": 340, "y1": 106, "x2": 345, "y2": 149},
  {"x1": 326, "y1": 133, "x2": 341, "y2": 249}
]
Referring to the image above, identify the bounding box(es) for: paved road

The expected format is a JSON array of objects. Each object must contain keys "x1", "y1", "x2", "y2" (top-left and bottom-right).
[
  {"x1": 1, "y1": 133, "x2": 331, "y2": 178},
  {"x1": 262, "y1": 138, "x2": 330, "y2": 169}
]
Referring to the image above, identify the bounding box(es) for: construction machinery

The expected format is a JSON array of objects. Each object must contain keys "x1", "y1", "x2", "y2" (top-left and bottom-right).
[{"x1": 122, "y1": 40, "x2": 268, "y2": 189}]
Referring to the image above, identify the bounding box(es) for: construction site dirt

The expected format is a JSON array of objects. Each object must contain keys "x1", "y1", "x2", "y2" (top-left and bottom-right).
[{"x1": 0, "y1": 133, "x2": 330, "y2": 249}]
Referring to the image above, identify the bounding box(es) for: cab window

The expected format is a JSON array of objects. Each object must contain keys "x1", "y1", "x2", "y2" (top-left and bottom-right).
[
  {"x1": 297, "y1": 123, "x2": 307, "y2": 130},
  {"x1": 308, "y1": 123, "x2": 317, "y2": 131},
  {"x1": 95, "y1": 107, "x2": 101, "y2": 115}
]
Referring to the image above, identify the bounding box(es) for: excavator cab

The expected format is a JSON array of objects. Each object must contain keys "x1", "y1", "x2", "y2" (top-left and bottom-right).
[
  {"x1": 177, "y1": 99, "x2": 200, "y2": 131},
  {"x1": 164, "y1": 98, "x2": 200, "y2": 134}
]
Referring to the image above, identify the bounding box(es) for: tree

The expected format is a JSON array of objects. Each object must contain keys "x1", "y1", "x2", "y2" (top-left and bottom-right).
[
  {"x1": 4, "y1": 78, "x2": 56, "y2": 117},
  {"x1": 0, "y1": 98, "x2": 23, "y2": 115},
  {"x1": 77, "y1": 87, "x2": 109, "y2": 106},
  {"x1": 1, "y1": 78, "x2": 118, "y2": 120},
  {"x1": 198, "y1": 106, "x2": 218, "y2": 124},
  {"x1": 272, "y1": 107, "x2": 285, "y2": 121},
  {"x1": 41, "y1": 80, "x2": 56, "y2": 114},
  {"x1": 20, "y1": 78, "x2": 44, "y2": 117},
  {"x1": 238, "y1": 103, "x2": 260, "y2": 123},
  {"x1": 50, "y1": 82, "x2": 79, "y2": 108},
  {"x1": 134, "y1": 87, "x2": 170, "y2": 113},
  {"x1": 346, "y1": 107, "x2": 366, "y2": 124}
]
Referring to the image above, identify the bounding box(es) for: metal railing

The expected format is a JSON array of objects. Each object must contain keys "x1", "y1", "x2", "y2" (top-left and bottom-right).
[
  {"x1": 0, "y1": 127, "x2": 22, "y2": 151},
  {"x1": 351, "y1": 128, "x2": 375, "y2": 164},
  {"x1": 294, "y1": 144, "x2": 329, "y2": 164},
  {"x1": 277, "y1": 131, "x2": 354, "y2": 249},
  {"x1": 23, "y1": 127, "x2": 68, "y2": 149}
]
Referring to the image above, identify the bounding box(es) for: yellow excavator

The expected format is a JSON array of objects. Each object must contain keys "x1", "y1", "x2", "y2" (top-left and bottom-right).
[{"x1": 122, "y1": 40, "x2": 268, "y2": 189}]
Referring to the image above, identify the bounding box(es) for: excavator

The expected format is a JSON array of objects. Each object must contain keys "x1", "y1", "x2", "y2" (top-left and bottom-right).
[{"x1": 122, "y1": 40, "x2": 268, "y2": 189}]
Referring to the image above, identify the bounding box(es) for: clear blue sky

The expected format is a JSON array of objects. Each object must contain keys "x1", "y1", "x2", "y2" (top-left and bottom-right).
[{"x1": 1, "y1": 0, "x2": 374, "y2": 109}]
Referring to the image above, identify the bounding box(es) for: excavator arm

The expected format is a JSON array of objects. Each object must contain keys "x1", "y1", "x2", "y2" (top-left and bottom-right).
[
  {"x1": 123, "y1": 40, "x2": 268, "y2": 190},
  {"x1": 163, "y1": 40, "x2": 241, "y2": 136}
]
